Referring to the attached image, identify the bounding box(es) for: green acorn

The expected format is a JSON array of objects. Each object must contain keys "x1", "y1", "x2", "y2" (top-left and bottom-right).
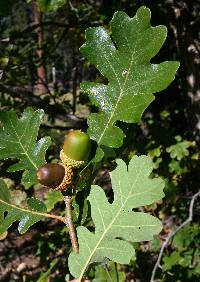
[{"x1": 60, "y1": 130, "x2": 91, "y2": 168}]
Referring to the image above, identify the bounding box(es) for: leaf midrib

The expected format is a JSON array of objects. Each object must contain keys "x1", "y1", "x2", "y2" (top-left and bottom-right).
[
  {"x1": 77, "y1": 169, "x2": 140, "y2": 281},
  {"x1": 97, "y1": 37, "x2": 134, "y2": 146},
  {"x1": 0, "y1": 198, "x2": 64, "y2": 222}
]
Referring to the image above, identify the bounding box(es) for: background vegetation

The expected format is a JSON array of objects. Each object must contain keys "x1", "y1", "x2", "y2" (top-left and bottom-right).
[{"x1": 0, "y1": 0, "x2": 200, "y2": 281}]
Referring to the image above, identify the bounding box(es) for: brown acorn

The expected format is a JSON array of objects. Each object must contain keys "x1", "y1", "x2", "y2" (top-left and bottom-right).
[{"x1": 37, "y1": 163, "x2": 73, "y2": 192}]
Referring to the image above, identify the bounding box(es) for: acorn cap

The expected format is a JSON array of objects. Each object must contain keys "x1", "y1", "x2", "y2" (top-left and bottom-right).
[
  {"x1": 62, "y1": 130, "x2": 91, "y2": 163},
  {"x1": 55, "y1": 164, "x2": 74, "y2": 192},
  {"x1": 60, "y1": 149, "x2": 85, "y2": 168}
]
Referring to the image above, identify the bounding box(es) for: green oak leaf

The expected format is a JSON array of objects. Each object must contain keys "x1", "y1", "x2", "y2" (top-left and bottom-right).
[
  {"x1": 162, "y1": 251, "x2": 182, "y2": 271},
  {"x1": 68, "y1": 155, "x2": 165, "y2": 280},
  {"x1": 80, "y1": 6, "x2": 180, "y2": 148},
  {"x1": 166, "y1": 136, "x2": 194, "y2": 161},
  {"x1": 0, "y1": 108, "x2": 51, "y2": 187},
  {"x1": 0, "y1": 179, "x2": 47, "y2": 234}
]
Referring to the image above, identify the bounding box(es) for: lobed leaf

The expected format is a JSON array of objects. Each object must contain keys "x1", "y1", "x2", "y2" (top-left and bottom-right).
[
  {"x1": 166, "y1": 136, "x2": 194, "y2": 161},
  {"x1": 80, "y1": 6, "x2": 180, "y2": 149},
  {"x1": 68, "y1": 155, "x2": 165, "y2": 280},
  {"x1": 0, "y1": 179, "x2": 47, "y2": 234},
  {"x1": 0, "y1": 108, "x2": 51, "y2": 187}
]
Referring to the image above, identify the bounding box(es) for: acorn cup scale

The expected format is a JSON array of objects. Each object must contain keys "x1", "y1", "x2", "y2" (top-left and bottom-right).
[{"x1": 61, "y1": 130, "x2": 91, "y2": 168}]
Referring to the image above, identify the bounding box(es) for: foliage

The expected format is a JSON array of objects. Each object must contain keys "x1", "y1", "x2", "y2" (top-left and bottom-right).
[
  {"x1": 25, "y1": 0, "x2": 68, "y2": 12},
  {"x1": 68, "y1": 156, "x2": 164, "y2": 279},
  {"x1": 44, "y1": 190, "x2": 62, "y2": 212},
  {"x1": 166, "y1": 135, "x2": 195, "y2": 161},
  {"x1": 38, "y1": 0, "x2": 68, "y2": 12},
  {"x1": 0, "y1": 179, "x2": 47, "y2": 234},
  {"x1": 80, "y1": 6, "x2": 179, "y2": 149},
  {"x1": 161, "y1": 224, "x2": 200, "y2": 280},
  {"x1": 0, "y1": 108, "x2": 51, "y2": 187},
  {"x1": 120, "y1": 108, "x2": 200, "y2": 280},
  {"x1": 35, "y1": 258, "x2": 58, "y2": 282},
  {"x1": 0, "y1": 1, "x2": 199, "y2": 282}
]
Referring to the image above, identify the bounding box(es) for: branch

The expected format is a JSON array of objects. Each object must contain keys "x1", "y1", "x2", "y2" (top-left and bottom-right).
[
  {"x1": 150, "y1": 191, "x2": 200, "y2": 282},
  {"x1": 33, "y1": 0, "x2": 48, "y2": 95},
  {"x1": 63, "y1": 195, "x2": 79, "y2": 253},
  {"x1": 0, "y1": 83, "x2": 86, "y2": 128}
]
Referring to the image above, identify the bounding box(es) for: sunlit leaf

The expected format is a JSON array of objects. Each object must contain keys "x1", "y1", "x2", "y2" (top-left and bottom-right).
[
  {"x1": 0, "y1": 108, "x2": 51, "y2": 187},
  {"x1": 81, "y1": 6, "x2": 179, "y2": 149},
  {"x1": 38, "y1": 0, "x2": 67, "y2": 12},
  {"x1": 166, "y1": 136, "x2": 195, "y2": 160},
  {"x1": 68, "y1": 155, "x2": 165, "y2": 279},
  {"x1": 0, "y1": 179, "x2": 47, "y2": 234}
]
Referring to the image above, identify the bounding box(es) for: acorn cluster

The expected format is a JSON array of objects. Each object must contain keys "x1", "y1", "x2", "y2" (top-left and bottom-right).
[{"x1": 37, "y1": 130, "x2": 91, "y2": 192}]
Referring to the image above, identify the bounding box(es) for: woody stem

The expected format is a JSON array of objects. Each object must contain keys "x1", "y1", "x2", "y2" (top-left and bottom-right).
[{"x1": 63, "y1": 195, "x2": 79, "y2": 253}]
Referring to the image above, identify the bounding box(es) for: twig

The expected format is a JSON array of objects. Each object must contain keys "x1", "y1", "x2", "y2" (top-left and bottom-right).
[
  {"x1": 33, "y1": 0, "x2": 48, "y2": 95},
  {"x1": 0, "y1": 198, "x2": 65, "y2": 223},
  {"x1": 150, "y1": 190, "x2": 200, "y2": 282},
  {"x1": 43, "y1": 213, "x2": 65, "y2": 222},
  {"x1": 63, "y1": 195, "x2": 79, "y2": 253}
]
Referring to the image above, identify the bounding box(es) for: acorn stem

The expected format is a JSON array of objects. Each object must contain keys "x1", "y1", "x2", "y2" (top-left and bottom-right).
[{"x1": 63, "y1": 195, "x2": 79, "y2": 253}]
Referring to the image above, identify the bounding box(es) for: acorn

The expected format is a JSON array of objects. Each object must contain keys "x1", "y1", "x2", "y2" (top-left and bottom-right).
[
  {"x1": 60, "y1": 130, "x2": 91, "y2": 168},
  {"x1": 37, "y1": 163, "x2": 73, "y2": 192}
]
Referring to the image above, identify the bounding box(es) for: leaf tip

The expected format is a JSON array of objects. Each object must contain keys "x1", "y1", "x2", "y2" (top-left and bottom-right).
[{"x1": 136, "y1": 5, "x2": 151, "y2": 20}]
